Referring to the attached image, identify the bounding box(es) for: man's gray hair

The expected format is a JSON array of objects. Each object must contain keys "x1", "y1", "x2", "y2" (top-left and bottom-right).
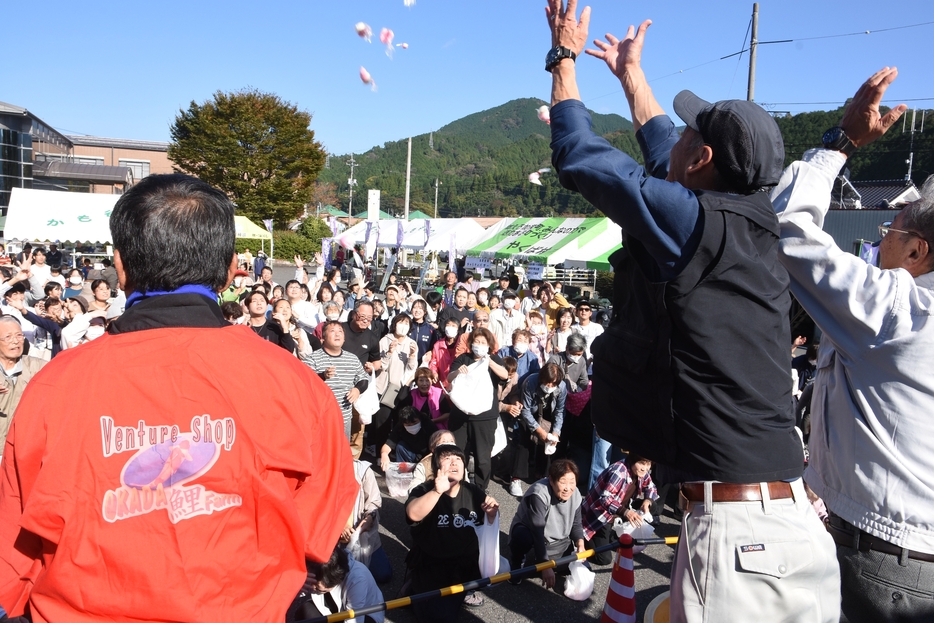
[
  {"x1": 324, "y1": 301, "x2": 341, "y2": 313},
  {"x1": 901, "y1": 175, "x2": 934, "y2": 248},
  {"x1": 0, "y1": 315, "x2": 22, "y2": 328},
  {"x1": 566, "y1": 333, "x2": 587, "y2": 354}
]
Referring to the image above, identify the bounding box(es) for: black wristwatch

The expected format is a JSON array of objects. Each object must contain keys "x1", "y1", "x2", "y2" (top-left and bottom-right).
[
  {"x1": 545, "y1": 46, "x2": 577, "y2": 73},
  {"x1": 822, "y1": 126, "x2": 856, "y2": 157}
]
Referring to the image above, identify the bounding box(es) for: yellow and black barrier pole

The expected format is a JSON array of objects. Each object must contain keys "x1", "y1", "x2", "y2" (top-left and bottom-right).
[{"x1": 297, "y1": 535, "x2": 679, "y2": 623}]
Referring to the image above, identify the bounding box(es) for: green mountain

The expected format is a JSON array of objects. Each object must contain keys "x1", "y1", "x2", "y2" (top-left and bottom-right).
[
  {"x1": 317, "y1": 99, "x2": 932, "y2": 219},
  {"x1": 317, "y1": 97, "x2": 639, "y2": 218}
]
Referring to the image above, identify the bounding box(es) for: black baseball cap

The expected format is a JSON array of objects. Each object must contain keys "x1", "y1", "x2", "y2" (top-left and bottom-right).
[{"x1": 672, "y1": 90, "x2": 784, "y2": 193}]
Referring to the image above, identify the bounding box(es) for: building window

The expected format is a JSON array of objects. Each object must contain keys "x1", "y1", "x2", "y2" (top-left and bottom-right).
[
  {"x1": 119, "y1": 158, "x2": 150, "y2": 181},
  {"x1": 73, "y1": 155, "x2": 104, "y2": 166}
]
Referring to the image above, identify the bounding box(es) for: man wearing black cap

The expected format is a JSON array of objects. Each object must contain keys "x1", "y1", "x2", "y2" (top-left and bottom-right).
[{"x1": 544, "y1": 2, "x2": 838, "y2": 621}]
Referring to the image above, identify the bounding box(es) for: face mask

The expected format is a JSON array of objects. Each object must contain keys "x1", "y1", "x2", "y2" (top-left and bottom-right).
[
  {"x1": 445, "y1": 326, "x2": 458, "y2": 338},
  {"x1": 233, "y1": 278, "x2": 243, "y2": 288},
  {"x1": 809, "y1": 359, "x2": 817, "y2": 366},
  {"x1": 503, "y1": 298, "x2": 516, "y2": 310},
  {"x1": 426, "y1": 307, "x2": 437, "y2": 323},
  {"x1": 327, "y1": 313, "x2": 340, "y2": 321},
  {"x1": 478, "y1": 297, "x2": 488, "y2": 306},
  {"x1": 404, "y1": 422, "x2": 422, "y2": 435},
  {"x1": 86, "y1": 325, "x2": 105, "y2": 340},
  {"x1": 471, "y1": 344, "x2": 489, "y2": 357},
  {"x1": 542, "y1": 385, "x2": 556, "y2": 395},
  {"x1": 69, "y1": 276, "x2": 82, "y2": 286},
  {"x1": 531, "y1": 324, "x2": 545, "y2": 335},
  {"x1": 334, "y1": 275, "x2": 341, "y2": 284},
  {"x1": 568, "y1": 354, "x2": 581, "y2": 363},
  {"x1": 514, "y1": 342, "x2": 529, "y2": 354},
  {"x1": 395, "y1": 323, "x2": 410, "y2": 336}
]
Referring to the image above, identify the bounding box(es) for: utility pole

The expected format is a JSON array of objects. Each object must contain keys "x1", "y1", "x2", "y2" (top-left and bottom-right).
[
  {"x1": 347, "y1": 154, "x2": 357, "y2": 226},
  {"x1": 404, "y1": 137, "x2": 412, "y2": 220},
  {"x1": 434, "y1": 178, "x2": 441, "y2": 218},
  {"x1": 747, "y1": 3, "x2": 759, "y2": 101},
  {"x1": 906, "y1": 108, "x2": 917, "y2": 181}
]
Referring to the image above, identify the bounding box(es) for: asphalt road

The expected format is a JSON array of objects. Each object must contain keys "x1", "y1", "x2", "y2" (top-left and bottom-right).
[{"x1": 371, "y1": 473, "x2": 679, "y2": 623}]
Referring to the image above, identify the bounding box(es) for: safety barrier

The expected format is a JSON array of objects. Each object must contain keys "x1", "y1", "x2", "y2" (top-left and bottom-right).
[{"x1": 298, "y1": 535, "x2": 679, "y2": 623}]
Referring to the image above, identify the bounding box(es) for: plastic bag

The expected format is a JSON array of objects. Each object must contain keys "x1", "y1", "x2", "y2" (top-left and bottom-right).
[
  {"x1": 449, "y1": 358, "x2": 493, "y2": 416},
  {"x1": 355, "y1": 371, "x2": 380, "y2": 424},
  {"x1": 346, "y1": 519, "x2": 378, "y2": 566},
  {"x1": 563, "y1": 559, "x2": 595, "y2": 601},
  {"x1": 384, "y1": 462, "x2": 415, "y2": 498},
  {"x1": 616, "y1": 510, "x2": 657, "y2": 554},
  {"x1": 473, "y1": 509, "x2": 501, "y2": 578},
  {"x1": 491, "y1": 417, "x2": 507, "y2": 457}
]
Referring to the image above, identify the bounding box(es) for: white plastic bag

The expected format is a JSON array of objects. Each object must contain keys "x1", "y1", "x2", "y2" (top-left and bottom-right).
[
  {"x1": 354, "y1": 371, "x2": 380, "y2": 424},
  {"x1": 473, "y1": 510, "x2": 501, "y2": 578},
  {"x1": 563, "y1": 559, "x2": 595, "y2": 601},
  {"x1": 384, "y1": 462, "x2": 415, "y2": 498},
  {"x1": 616, "y1": 510, "x2": 657, "y2": 554},
  {"x1": 449, "y1": 358, "x2": 493, "y2": 416},
  {"x1": 491, "y1": 417, "x2": 507, "y2": 457}
]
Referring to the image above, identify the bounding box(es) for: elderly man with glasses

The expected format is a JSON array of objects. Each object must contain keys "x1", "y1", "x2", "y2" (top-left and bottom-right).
[
  {"x1": 0, "y1": 317, "x2": 46, "y2": 454},
  {"x1": 773, "y1": 67, "x2": 934, "y2": 623}
]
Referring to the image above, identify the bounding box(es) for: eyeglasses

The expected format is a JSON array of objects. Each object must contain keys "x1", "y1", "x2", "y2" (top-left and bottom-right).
[
  {"x1": 0, "y1": 334, "x2": 25, "y2": 343},
  {"x1": 879, "y1": 221, "x2": 923, "y2": 240},
  {"x1": 578, "y1": 308, "x2": 592, "y2": 313},
  {"x1": 355, "y1": 315, "x2": 373, "y2": 321}
]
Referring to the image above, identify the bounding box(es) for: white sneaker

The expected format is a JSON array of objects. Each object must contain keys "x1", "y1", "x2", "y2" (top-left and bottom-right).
[{"x1": 508, "y1": 479, "x2": 523, "y2": 497}]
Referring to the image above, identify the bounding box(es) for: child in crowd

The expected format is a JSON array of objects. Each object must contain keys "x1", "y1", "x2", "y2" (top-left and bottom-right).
[{"x1": 580, "y1": 454, "x2": 659, "y2": 565}]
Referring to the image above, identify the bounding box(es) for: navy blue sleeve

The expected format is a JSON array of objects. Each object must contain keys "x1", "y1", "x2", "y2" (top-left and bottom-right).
[{"x1": 550, "y1": 100, "x2": 703, "y2": 281}]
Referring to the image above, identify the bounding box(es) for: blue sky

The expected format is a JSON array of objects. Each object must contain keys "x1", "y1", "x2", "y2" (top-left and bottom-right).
[{"x1": 4, "y1": 1, "x2": 932, "y2": 156}]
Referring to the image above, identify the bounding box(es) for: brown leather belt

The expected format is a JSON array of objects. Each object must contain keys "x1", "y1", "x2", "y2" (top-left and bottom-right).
[
  {"x1": 680, "y1": 482, "x2": 794, "y2": 507},
  {"x1": 827, "y1": 513, "x2": 934, "y2": 564}
]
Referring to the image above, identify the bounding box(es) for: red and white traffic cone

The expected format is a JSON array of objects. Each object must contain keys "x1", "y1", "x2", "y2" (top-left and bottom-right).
[{"x1": 601, "y1": 532, "x2": 636, "y2": 623}]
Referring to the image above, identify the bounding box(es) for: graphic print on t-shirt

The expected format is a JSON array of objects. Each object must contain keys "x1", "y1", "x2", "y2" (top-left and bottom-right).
[{"x1": 99, "y1": 414, "x2": 243, "y2": 524}]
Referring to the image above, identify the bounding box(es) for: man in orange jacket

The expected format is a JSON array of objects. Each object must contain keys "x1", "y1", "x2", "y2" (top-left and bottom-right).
[{"x1": 0, "y1": 174, "x2": 357, "y2": 622}]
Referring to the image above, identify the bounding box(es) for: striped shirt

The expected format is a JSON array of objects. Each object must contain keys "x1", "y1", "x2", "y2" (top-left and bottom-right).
[{"x1": 302, "y1": 349, "x2": 368, "y2": 439}]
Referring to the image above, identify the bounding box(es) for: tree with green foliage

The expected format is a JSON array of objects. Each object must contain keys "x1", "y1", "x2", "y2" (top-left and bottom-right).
[{"x1": 169, "y1": 89, "x2": 325, "y2": 227}]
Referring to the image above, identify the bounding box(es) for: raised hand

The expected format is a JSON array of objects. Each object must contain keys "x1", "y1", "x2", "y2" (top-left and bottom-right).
[
  {"x1": 545, "y1": 0, "x2": 591, "y2": 55},
  {"x1": 586, "y1": 20, "x2": 652, "y2": 82},
  {"x1": 841, "y1": 67, "x2": 907, "y2": 148}
]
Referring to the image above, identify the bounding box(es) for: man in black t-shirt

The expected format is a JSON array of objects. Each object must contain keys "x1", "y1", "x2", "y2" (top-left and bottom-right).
[
  {"x1": 405, "y1": 445, "x2": 499, "y2": 620},
  {"x1": 341, "y1": 301, "x2": 383, "y2": 457}
]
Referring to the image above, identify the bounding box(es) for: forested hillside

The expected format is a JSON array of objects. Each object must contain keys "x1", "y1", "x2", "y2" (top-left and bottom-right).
[{"x1": 317, "y1": 98, "x2": 931, "y2": 218}]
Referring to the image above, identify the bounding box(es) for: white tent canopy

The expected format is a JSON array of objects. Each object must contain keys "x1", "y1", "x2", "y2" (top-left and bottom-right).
[
  {"x1": 5, "y1": 187, "x2": 118, "y2": 243},
  {"x1": 336, "y1": 218, "x2": 486, "y2": 253}
]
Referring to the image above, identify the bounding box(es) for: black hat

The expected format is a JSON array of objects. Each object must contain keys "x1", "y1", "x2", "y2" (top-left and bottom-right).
[{"x1": 672, "y1": 91, "x2": 784, "y2": 193}]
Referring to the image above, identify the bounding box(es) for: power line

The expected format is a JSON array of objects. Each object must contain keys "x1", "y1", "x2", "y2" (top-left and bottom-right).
[
  {"x1": 585, "y1": 19, "x2": 934, "y2": 105},
  {"x1": 762, "y1": 98, "x2": 934, "y2": 106}
]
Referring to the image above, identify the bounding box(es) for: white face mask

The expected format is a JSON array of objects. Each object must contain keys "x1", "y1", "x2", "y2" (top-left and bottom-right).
[
  {"x1": 471, "y1": 344, "x2": 489, "y2": 357},
  {"x1": 395, "y1": 323, "x2": 410, "y2": 336},
  {"x1": 809, "y1": 359, "x2": 817, "y2": 366},
  {"x1": 326, "y1": 313, "x2": 340, "y2": 321},
  {"x1": 334, "y1": 275, "x2": 341, "y2": 284},
  {"x1": 445, "y1": 326, "x2": 458, "y2": 338},
  {"x1": 404, "y1": 422, "x2": 422, "y2": 435},
  {"x1": 478, "y1": 297, "x2": 488, "y2": 306},
  {"x1": 542, "y1": 384, "x2": 556, "y2": 395},
  {"x1": 86, "y1": 325, "x2": 106, "y2": 340},
  {"x1": 531, "y1": 324, "x2": 545, "y2": 335},
  {"x1": 426, "y1": 307, "x2": 437, "y2": 323},
  {"x1": 513, "y1": 342, "x2": 529, "y2": 354},
  {"x1": 233, "y1": 277, "x2": 243, "y2": 288},
  {"x1": 69, "y1": 276, "x2": 82, "y2": 286},
  {"x1": 568, "y1": 354, "x2": 582, "y2": 363},
  {"x1": 503, "y1": 298, "x2": 516, "y2": 309}
]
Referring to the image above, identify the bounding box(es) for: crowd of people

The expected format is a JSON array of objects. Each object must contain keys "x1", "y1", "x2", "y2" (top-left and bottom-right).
[{"x1": 0, "y1": 3, "x2": 931, "y2": 623}]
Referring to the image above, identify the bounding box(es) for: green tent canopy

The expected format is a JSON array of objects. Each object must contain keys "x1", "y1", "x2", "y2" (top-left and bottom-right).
[{"x1": 465, "y1": 217, "x2": 613, "y2": 265}]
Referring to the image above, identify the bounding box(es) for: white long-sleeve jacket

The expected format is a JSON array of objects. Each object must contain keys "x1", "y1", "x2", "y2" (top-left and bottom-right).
[{"x1": 773, "y1": 148, "x2": 934, "y2": 553}]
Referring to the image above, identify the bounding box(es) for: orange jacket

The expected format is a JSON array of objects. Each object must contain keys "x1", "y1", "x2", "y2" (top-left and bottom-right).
[{"x1": 0, "y1": 309, "x2": 355, "y2": 622}]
